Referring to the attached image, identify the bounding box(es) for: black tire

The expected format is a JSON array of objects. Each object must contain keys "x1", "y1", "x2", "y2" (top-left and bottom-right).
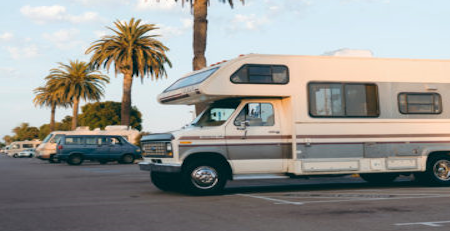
[
  {"x1": 99, "y1": 160, "x2": 108, "y2": 165},
  {"x1": 67, "y1": 154, "x2": 83, "y2": 166},
  {"x1": 181, "y1": 160, "x2": 227, "y2": 195},
  {"x1": 49, "y1": 154, "x2": 60, "y2": 163},
  {"x1": 120, "y1": 154, "x2": 134, "y2": 164},
  {"x1": 151, "y1": 172, "x2": 181, "y2": 192},
  {"x1": 421, "y1": 155, "x2": 450, "y2": 186},
  {"x1": 13, "y1": 154, "x2": 18, "y2": 158},
  {"x1": 360, "y1": 173, "x2": 398, "y2": 185}
]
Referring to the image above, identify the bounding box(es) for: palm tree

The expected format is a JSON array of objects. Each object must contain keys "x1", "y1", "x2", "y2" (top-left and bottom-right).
[
  {"x1": 174, "y1": 0, "x2": 244, "y2": 71},
  {"x1": 45, "y1": 60, "x2": 110, "y2": 130},
  {"x1": 86, "y1": 18, "x2": 172, "y2": 127},
  {"x1": 174, "y1": 0, "x2": 244, "y2": 114},
  {"x1": 33, "y1": 85, "x2": 71, "y2": 132}
]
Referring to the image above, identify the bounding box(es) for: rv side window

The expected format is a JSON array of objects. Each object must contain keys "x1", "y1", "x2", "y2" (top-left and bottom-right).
[
  {"x1": 309, "y1": 83, "x2": 379, "y2": 117},
  {"x1": 234, "y1": 103, "x2": 275, "y2": 126},
  {"x1": 398, "y1": 93, "x2": 442, "y2": 114},
  {"x1": 231, "y1": 65, "x2": 289, "y2": 84}
]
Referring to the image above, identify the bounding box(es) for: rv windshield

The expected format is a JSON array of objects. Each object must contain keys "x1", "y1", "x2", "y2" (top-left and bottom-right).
[
  {"x1": 191, "y1": 101, "x2": 240, "y2": 127},
  {"x1": 164, "y1": 67, "x2": 219, "y2": 92}
]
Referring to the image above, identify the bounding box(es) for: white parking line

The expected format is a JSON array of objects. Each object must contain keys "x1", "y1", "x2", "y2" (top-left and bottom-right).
[
  {"x1": 395, "y1": 220, "x2": 450, "y2": 227},
  {"x1": 237, "y1": 193, "x2": 450, "y2": 206},
  {"x1": 236, "y1": 194, "x2": 304, "y2": 205}
]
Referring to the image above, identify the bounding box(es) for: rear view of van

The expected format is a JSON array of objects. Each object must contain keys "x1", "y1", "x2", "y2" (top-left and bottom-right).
[{"x1": 55, "y1": 135, "x2": 141, "y2": 165}]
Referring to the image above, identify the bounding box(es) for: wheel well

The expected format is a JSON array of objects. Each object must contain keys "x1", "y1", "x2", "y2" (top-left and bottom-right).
[
  {"x1": 427, "y1": 151, "x2": 450, "y2": 164},
  {"x1": 69, "y1": 153, "x2": 83, "y2": 158},
  {"x1": 182, "y1": 153, "x2": 233, "y2": 180}
]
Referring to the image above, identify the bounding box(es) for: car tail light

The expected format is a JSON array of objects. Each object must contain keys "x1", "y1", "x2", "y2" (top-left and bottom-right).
[{"x1": 58, "y1": 145, "x2": 63, "y2": 150}]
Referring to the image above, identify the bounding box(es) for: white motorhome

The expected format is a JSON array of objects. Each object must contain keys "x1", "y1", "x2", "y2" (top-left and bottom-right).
[
  {"x1": 139, "y1": 53, "x2": 450, "y2": 194},
  {"x1": 7, "y1": 140, "x2": 41, "y2": 157},
  {"x1": 35, "y1": 125, "x2": 140, "y2": 162}
]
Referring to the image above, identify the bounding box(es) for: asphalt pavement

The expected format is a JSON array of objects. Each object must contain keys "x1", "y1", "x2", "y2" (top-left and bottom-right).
[{"x1": 1, "y1": 154, "x2": 450, "y2": 231}]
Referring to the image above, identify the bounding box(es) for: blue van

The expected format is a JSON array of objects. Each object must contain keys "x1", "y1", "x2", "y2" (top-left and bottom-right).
[{"x1": 55, "y1": 135, "x2": 141, "y2": 165}]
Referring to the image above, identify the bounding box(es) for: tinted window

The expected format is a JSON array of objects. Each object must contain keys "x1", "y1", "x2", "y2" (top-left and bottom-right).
[
  {"x1": 231, "y1": 65, "x2": 289, "y2": 84},
  {"x1": 234, "y1": 103, "x2": 275, "y2": 126},
  {"x1": 398, "y1": 93, "x2": 442, "y2": 114},
  {"x1": 65, "y1": 137, "x2": 84, "y2": 145},
  {"x1": 110, "y1": 137, "x2": 122, "y2": 145},
  {"x1": 309, "y1": 83, "x2": 379, "y2": 117},
  {"x1": 164, "y1": 68, "x2": 218, "y2": 92},
  {"x1": 85, "y1": 137, "x2": 97, "y2": 145},
  {"x1": 23, "y1": 144, "x2": 33, "y2": 148}
]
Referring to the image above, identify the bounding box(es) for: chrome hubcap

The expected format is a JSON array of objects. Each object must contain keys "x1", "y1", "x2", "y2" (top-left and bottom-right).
[
  {"x1": 191, "y1": 166, "x2": 218, "y2": 189},
  {"x1": 433, "y1": 160, "x2": 450, "y2": 181}
]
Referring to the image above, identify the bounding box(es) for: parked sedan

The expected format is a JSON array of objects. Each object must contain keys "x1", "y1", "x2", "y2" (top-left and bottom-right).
[{"x1": 14, "y1": 149, "x2": 35, "y2": 158}]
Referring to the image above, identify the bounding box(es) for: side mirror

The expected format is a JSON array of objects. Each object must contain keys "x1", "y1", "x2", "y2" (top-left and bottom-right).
[{"x1": 237, "y1": 121, "x2": 249, "y2": 131}]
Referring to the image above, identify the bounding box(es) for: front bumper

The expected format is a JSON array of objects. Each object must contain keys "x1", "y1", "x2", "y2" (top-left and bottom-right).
[{"x1": 138, "y1": 162, "x2": 181, "y2": 173}]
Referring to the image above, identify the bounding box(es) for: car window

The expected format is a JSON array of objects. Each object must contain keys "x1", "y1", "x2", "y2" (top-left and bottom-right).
[
  {"x1": 65, "y1": 137, "x2": 84, "y2": 145},
  {"x1": 85, "y1": 137, "x2": 97, "y2": 145},
  {"x1": 110, "y1": 137, "x2": 122, "y2": 145}
]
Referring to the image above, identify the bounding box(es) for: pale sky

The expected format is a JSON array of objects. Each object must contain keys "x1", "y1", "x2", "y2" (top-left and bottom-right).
[{"x1": 1, "y1": 0, "x2": 450, "y2": 139}]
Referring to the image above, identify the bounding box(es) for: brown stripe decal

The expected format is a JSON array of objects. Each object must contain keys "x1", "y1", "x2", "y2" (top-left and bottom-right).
[
  {"x1": 179, "y1": 140, "x2": 450, "y2": 148},
  {"x1": 296, "y1": 134, "x2": 450, "y2": 139},
  {"x1": 179, "y1": 134, "x2": 450, "y2": 141},
  {"x1": 179, "y1": 143, "x2": 292, "y2": 148},
  {"x1": 179, "y1": 135, "x2": 292, "y2": 140}
]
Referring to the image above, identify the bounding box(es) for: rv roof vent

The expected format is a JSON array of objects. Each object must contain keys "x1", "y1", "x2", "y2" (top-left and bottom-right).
[
  {"x1": 322, "y1": 48, "x2": 373, "y2": 57},
  {"x1": 75, "y1": 126, "x2": 90, "y2": 131},
  {"x1": 105, "y1": 125, "x2": 128, "y2": 131}
]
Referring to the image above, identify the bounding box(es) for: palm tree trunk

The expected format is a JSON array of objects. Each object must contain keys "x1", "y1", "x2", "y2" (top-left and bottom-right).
[
  {"x1": 121, "y1": 73, "x2": 133, "y2": 126},
  {"x1": 72, "y1": 97, "x2": 80, "y2": 130},
  {"x1": 50, "y1": 103, "x2": 56, "y2": 132},
  {"x1": 193, "y1": 0, "x2": 208, "y2": 71},
  {"x1": 193, "y1": 0, "x2": 208, "y2": 115}
]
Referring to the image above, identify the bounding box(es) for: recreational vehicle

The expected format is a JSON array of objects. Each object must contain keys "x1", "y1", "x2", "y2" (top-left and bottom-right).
[
  {"x1": 35, "y1": 125, "x2": 139, "y2": 163},
  {"x1": 7, "y1": 140, "x2": 41, "y2": 157},
  {"x1": 139, "y1": 53, "x2": 450, "y2": 194}
]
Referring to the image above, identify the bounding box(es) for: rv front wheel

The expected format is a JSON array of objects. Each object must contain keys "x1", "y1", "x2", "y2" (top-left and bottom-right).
[
  {"x1": 359, "y1": 173, "x2": 398, "y2": 184},
  {"x1": 425, "y1": 156, "x2": 450, "y2": 186},
  {"x1": 182, "y1": 160, "x2": 226, "y2": 195}
]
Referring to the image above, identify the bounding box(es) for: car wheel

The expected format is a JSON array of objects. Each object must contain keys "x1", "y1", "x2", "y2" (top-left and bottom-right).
[
  {"x1": 13, "y1": 154, "x2": 18, "y2": 158},
  {"x1": 67, "y1": 154, "x2": 83, "y2": 166},
  {"x1": 181, "y1": 160, "x2": 227, "y2": 195},
  {"x1": 120, "y1": 154, "x2": 134, "y2": 164},
  {"x1": 48, "y1": 155, "x2": 60, "y2": 163},
  {"x1": 99, "y1": 160, "x2": 108, "y2": 165},
  {"x1": 422, "y1": 156, "x2": 450, "y2": 186},
  {"x1": 359, "y1": 173, "x2": 398, "y2": 184},
  {"x1": 151, "y1": 172, "x2": 181, "y2": 192}
]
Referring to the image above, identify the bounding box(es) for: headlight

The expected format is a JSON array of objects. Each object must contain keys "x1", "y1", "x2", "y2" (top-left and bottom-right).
[
  {"x1": 166, "y1": 143, "x2": 173, "y2": 156},
  {"x1": 136, "y1": 148, "x2": 141, "y2": 152}
]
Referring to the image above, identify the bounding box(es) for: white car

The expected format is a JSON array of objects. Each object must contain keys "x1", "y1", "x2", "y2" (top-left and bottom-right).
[{"x1": 13, "y1": 149, "x2": 35, "y2": 158}]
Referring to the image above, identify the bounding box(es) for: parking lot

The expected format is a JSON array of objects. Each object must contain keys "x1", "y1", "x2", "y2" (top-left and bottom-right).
[{"x1": 1, "y1": 155, "x2": 450, "y2": 231}]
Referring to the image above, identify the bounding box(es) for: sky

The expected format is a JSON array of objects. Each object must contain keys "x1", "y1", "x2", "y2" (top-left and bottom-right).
[{"x1": 1, "y1": 0, "x2": 450, "y2": 140}]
